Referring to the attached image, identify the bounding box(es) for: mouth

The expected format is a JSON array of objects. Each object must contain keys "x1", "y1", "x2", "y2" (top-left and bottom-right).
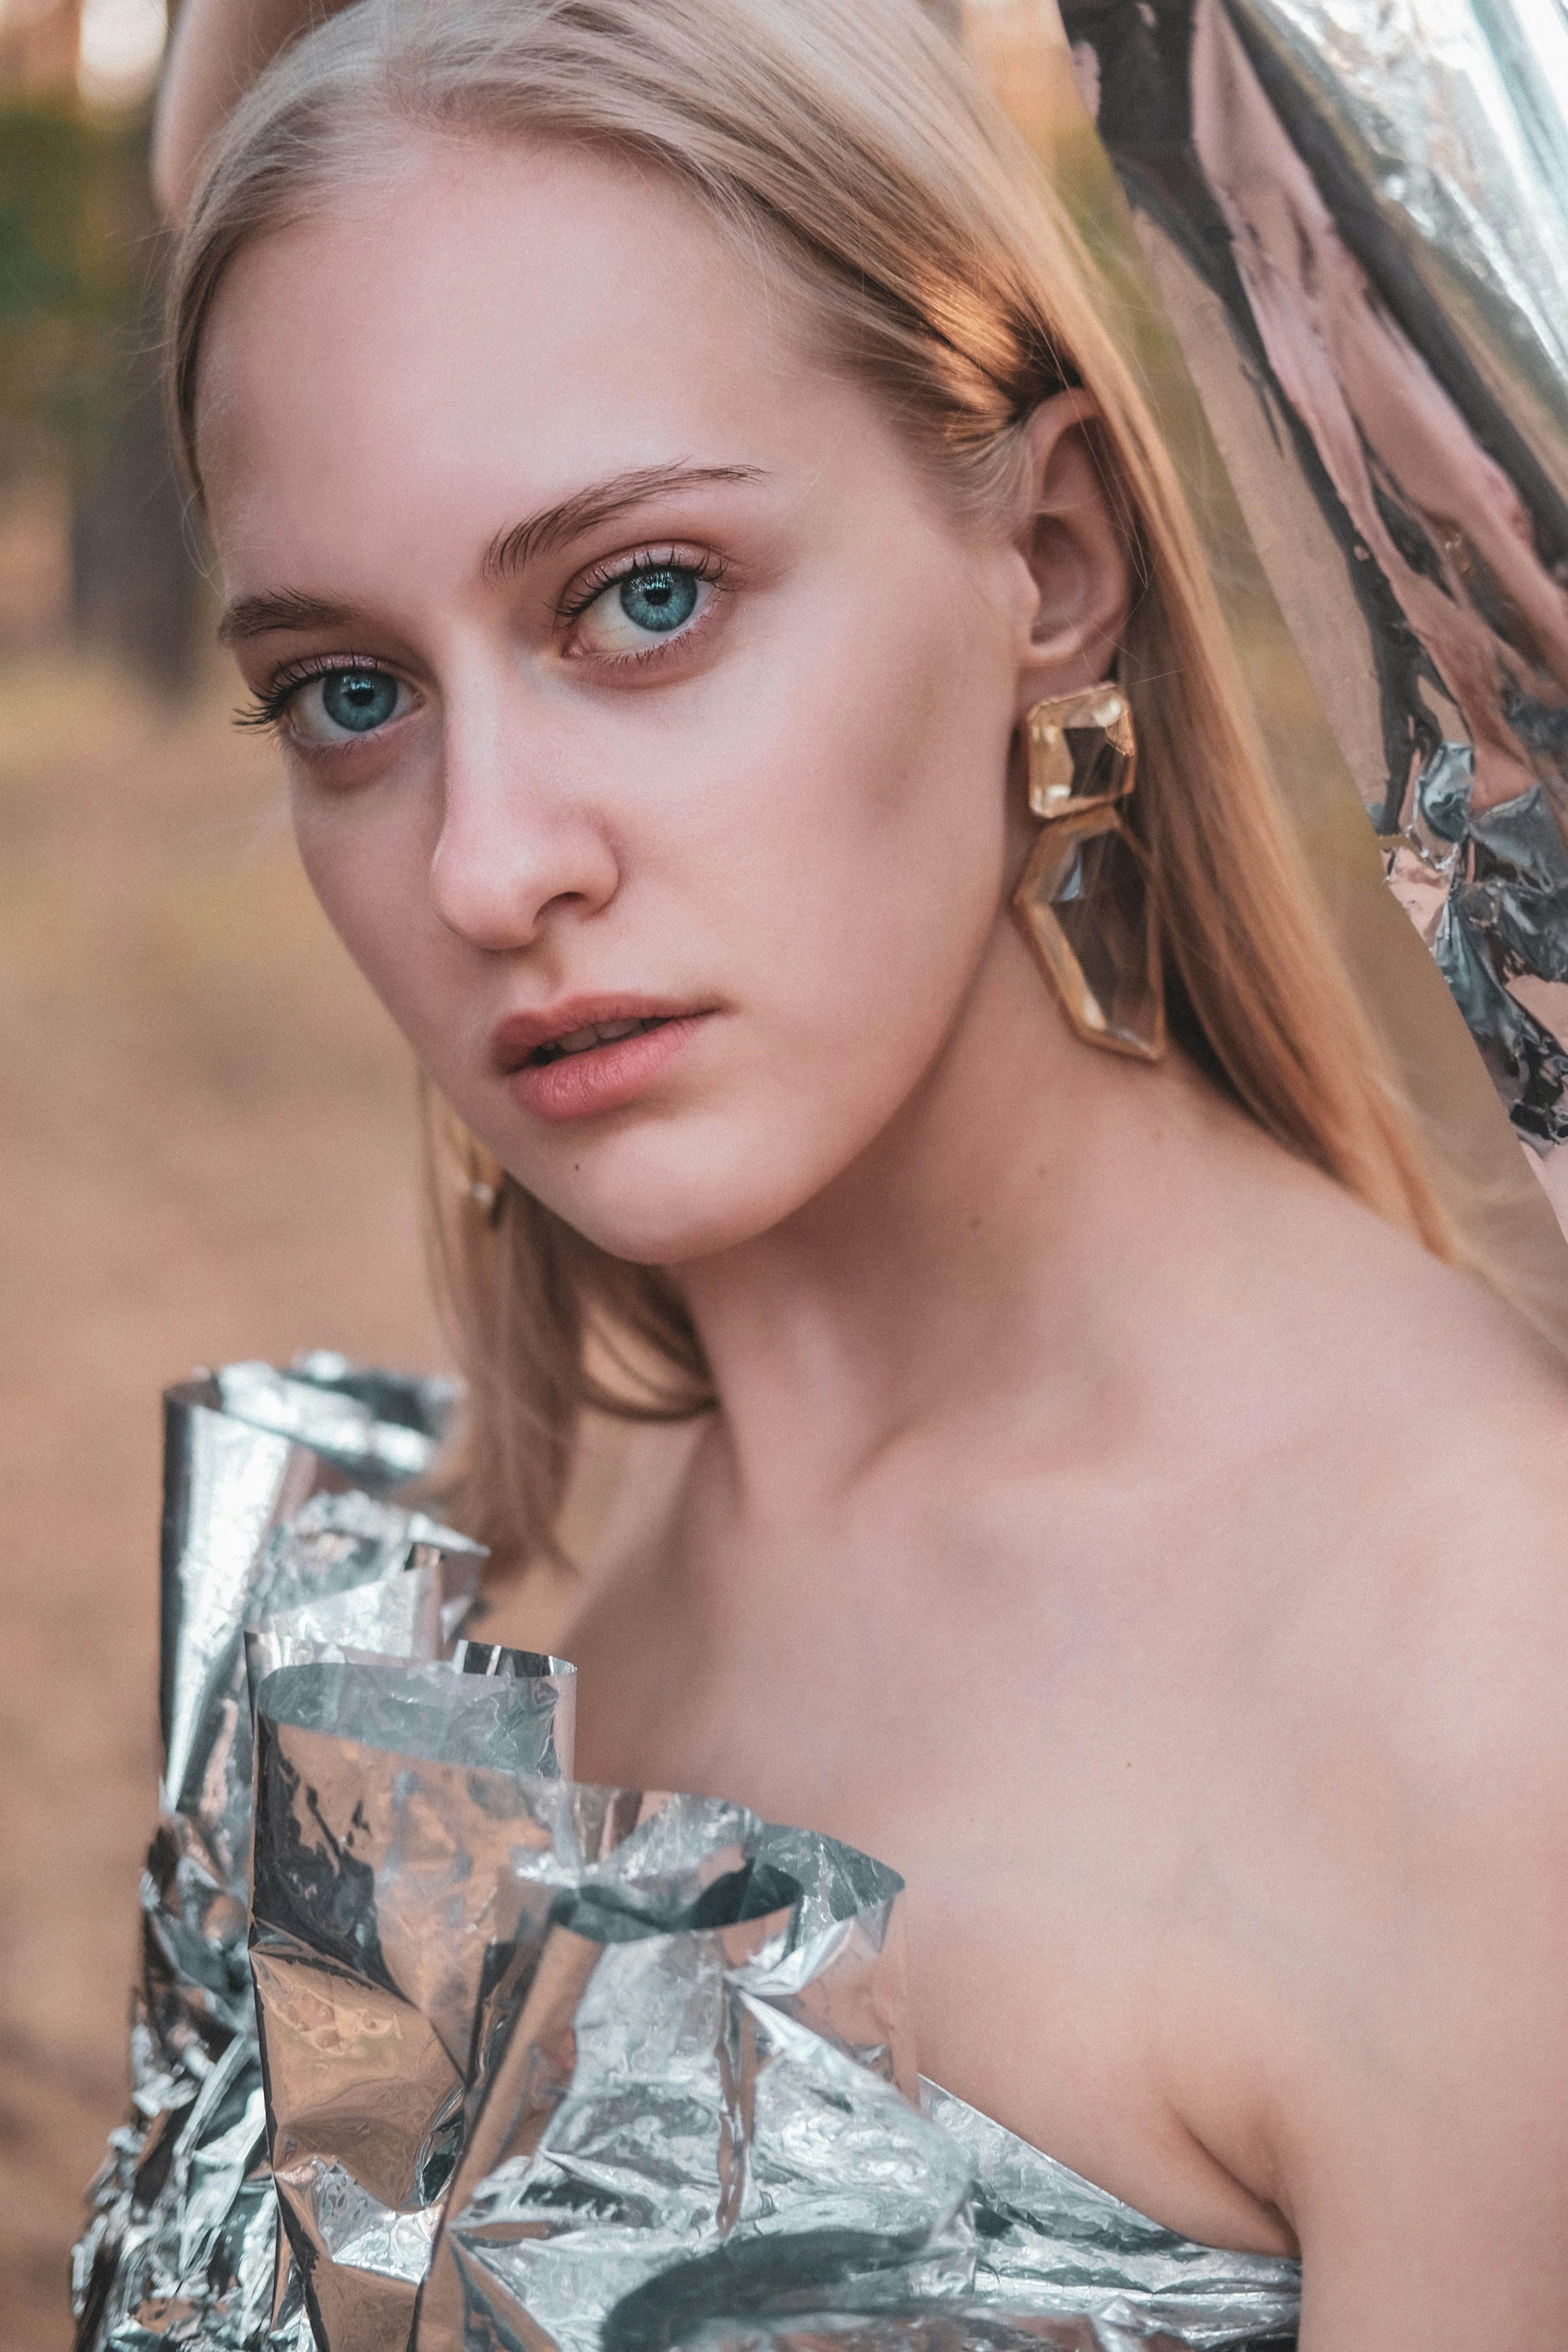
[
  {"x1": 492, "y1": 997, "x2": 717, "y2": 1124},
  {"x1": 526, "y1": 1013, "x2": 677, "y2": 1067}
]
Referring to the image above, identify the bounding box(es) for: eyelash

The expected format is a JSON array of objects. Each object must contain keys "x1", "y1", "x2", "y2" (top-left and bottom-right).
[
  {"x1": 233, "y1": 546, "x2": 729, "y2": 736},
  {"x1": 555, "y1": 545, "x2": 728, "y2": 627},
  {"x1": 233, "y1": 653, "x2": 391, "y2": 733}
]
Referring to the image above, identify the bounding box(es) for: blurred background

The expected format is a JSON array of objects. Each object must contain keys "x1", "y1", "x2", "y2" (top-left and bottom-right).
[{"x1": 1, "y1": 6, "x2": 447, "y2": 2340}]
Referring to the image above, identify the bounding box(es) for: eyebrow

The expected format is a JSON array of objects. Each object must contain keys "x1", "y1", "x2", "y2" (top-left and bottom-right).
[
  {"x1": 217, "y1": 587, "x2": 367, "y2": 645},
  {"x1": 482, "y1": 462, "x2": 765, "y2": 580},
  {"x1": 216, "y1": 462, "x2": 766, "y2": 645}
]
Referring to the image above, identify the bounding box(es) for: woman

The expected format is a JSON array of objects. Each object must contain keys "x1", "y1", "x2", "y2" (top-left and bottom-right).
[{"x1": 155, "y1": 0, "x2": 1568, "y2": 2336}]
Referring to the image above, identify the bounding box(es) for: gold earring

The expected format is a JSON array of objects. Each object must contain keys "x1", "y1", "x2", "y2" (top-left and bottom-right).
[
  {"x1": 458, "y1": 1131, "x2": 509, "y2": 1226},
  {"x1": 1011, "y1": 682, "x2": 1166, "y2": 1062}
]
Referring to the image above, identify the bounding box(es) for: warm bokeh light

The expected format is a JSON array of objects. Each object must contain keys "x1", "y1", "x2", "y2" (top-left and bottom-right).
[{"x1": 76, "y1": 0, "x2": 163, "y2": 108}]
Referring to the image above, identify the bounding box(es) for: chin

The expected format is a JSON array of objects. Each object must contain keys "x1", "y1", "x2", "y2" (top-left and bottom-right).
[{"x1": 526, "y1": 1118, "x2": 839, "y2": 1268}]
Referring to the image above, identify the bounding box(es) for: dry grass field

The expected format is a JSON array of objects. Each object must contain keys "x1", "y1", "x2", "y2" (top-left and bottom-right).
[{"x1": 0, "y1": 649, "x2": 453, "y2": 2347}]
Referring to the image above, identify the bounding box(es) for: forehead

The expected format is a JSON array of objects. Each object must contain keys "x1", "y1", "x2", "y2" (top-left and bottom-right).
[{"x1": 195, "y1": 135, "x2": 828, "y2": 577}]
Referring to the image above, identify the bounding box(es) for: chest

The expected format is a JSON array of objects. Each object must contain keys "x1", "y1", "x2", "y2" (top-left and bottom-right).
[
  {"x1": 558, "y1": 1489, "x2": 1312, "y2": 2253},
  {"x1": 570, "y1": 1457, "x2": 1305, "y2": 1833}
]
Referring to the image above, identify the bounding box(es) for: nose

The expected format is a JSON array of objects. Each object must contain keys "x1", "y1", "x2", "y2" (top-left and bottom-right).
[{"x1": 427, "y1": 705, "x2": 620, "y2": 954}]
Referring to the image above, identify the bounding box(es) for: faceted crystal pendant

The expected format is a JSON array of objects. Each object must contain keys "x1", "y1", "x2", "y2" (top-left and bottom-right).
[
  {"x1": 1023, "y1": 683, "x2": 1136, "y2": 817},
  {"x1": 1013, "y1": 803, "x2": 1166, "y2": 1060}
]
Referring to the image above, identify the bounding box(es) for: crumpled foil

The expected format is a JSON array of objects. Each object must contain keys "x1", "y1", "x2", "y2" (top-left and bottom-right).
[
  {"x1": 71, "y1": 1358, "x2": 574, "y2": 2352},
  {"x1": 1390, "y1": 745, "x2": 1568, "y2": 1147},
  {"x1": 247, "y1": 1661, "x2": 1299, "y2": 2352},
  {"x1": 78, "y1": 1355, "x2": 1298, "y2": 2350},
  {"x1": 1059, "y1": 0, "x2": 1568, "y2": 1164}
]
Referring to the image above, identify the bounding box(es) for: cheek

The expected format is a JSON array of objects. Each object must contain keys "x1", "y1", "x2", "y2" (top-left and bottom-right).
[
  {"x1": 289, "y1": 785, "x2": 455, "y2": 1051},
  {"x1": 291, "y1": 793, "x2": 386, "y2": 967},
  {"x1": 706, "y1": 572, "x2": 1015, "y2": 1073}
]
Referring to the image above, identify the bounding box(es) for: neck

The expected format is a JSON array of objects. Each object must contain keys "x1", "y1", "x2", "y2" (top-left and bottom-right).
[{"x1": 677, "y1": 915, "x2": 1255, "y2": 1524}]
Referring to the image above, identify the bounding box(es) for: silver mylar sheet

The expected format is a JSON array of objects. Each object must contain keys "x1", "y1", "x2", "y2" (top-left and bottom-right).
[
  {"x1": 214, "y1": 1357, "x2": 461, "y2": 1490},
  {"x1": 70, "y1": 1358, "x2": 573, "y2": 2352},
  {"x1": 244, "y1": 1561, "x2": 475, "y2": 1701},
  {"x1": 247, "y1": 1663, "x2": 1297, "y2": 2352},
  {"x1": 1049, "y1": 0, "x2": 1568, "y2": 1194},
  {"x1": 249, "y1": 1669, "x2": 939, "y2": 2352},
  {"x1": 659, "y1": 2086, "x2": 1303, "y2": 2351}
]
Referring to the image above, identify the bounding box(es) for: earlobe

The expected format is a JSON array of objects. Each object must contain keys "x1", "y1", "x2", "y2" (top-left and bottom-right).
[{"x1": 1013, "y1": 392, "x2": 1134, "y2": 719}]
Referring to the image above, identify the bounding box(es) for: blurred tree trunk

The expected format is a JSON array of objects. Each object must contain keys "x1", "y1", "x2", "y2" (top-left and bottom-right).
[
  {"x1": 1, "y1": 4, "x2": 208, "y2": 691},
  {"x1": 70, "y1": 216, "x2": 206, "y2": 695}
]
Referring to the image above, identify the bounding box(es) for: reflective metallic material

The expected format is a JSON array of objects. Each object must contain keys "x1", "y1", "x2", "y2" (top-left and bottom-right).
[
  {"x1": 958, "y1": 0, "x2": 1568, "y2": 1340},
  {"x1": 99, "y1": 1607, "x2": 1297, "y2": 2352},
  {"x1": 915, "y1": 2083, "x2": 1298, "y2": 2346},
  {"x1": 1032, "y1": 0, "x2": 1568, "y2": 1208},
  {"x1": 79, "y1": 1353, "x2": 1299, "y2": 2351},
  {"x1": 214, "y1": 1355, "x2": 461, "y2": 1485},
  {"x1": 1222, "y1": 0, "x2": 1568, "y2": 520},
  {"x1": 244, "y1": 1560, "x2": 480, "y2": 1699},
  {"x1": 251, "y1": 1669, "x2": 929, "y2": 2352},
  {"x1": 635, "y1": 2091, "x2": 1304, "y2": 2348},
  {"x1": 71, "y1": 1359, "x2": 574, "y2": 2352},
  {"x1": 247, "y1": 1660, "x2": 1297, "y2": 2352}
]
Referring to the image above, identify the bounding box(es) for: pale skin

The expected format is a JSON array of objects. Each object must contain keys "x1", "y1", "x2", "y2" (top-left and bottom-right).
[{"x1": 186, "y1": 109, "x2": 1568, "y2": 2351}]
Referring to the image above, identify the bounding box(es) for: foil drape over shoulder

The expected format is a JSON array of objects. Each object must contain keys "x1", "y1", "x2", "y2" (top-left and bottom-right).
[{"x1": 71, "y1": 1359, "x2": 574, "y2": 2352}]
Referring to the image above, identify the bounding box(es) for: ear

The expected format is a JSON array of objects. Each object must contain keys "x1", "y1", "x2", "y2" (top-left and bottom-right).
[{"x1": 1010, "y1": 390, "x2": 1134, "y2": 723}]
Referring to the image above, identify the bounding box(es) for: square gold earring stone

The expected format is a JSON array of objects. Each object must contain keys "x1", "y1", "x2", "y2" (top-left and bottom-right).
[{"x1": 1024, "y1": 685, "x2": 1136, "y2": 817}]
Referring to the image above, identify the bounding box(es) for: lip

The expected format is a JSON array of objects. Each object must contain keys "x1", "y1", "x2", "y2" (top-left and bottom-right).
[{"x1": 492, "y1": 995, "x2": 716, "y2": 1124}]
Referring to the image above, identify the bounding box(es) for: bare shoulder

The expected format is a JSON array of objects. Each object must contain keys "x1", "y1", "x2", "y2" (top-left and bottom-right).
[
  {"x1": 1232, "y1": 1186, "x2": 1568, "y2": 2321},
  {"x1": 1327, "y1": 1185, "x2": 1563, "y2": 1529},
  {"x1": 1258, "y1": 1170, "x2": 1568, "y2": 1794},
  {"x1": 1224, "y1": 1131, "x2": 1568, "y2": 1501},
  {"x1": 1317, "y1": 1238, "x2": 1568, "y2": 1884}
]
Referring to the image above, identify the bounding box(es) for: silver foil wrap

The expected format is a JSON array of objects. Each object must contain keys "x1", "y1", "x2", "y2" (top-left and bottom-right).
[
  {"x1": 247, "y1": 1665, "x2": 1298, "y2": 2352},
  {"x1": 77, "y1": 1355, "x2": 1299, "y2": 2348},
  {"x1": 71, "y1": 1358, "x2": 574, "y2": 2351},
  {"x1": 1057, "y1": 0, "x2": 1568, "y2": 1182}
]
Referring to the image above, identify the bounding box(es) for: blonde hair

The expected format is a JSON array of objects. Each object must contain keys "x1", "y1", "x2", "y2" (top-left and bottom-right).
[{"x1": 168, "y1": 0, "x2": 1460, "y2": 1569}]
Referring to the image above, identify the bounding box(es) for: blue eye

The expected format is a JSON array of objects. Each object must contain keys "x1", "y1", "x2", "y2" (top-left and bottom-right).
[
  {"x1": 618, "y1": 568, "x2": 700, "y2": 633},
  {"x1": 569, "y1": 560, "x2": 718, "y2": 661},
  {"x1": 280, "y1": 665, "x2": 416, "y2": 746},
  {"x1": 321, "y1": 669, "x2": 400, "y2": 732}
]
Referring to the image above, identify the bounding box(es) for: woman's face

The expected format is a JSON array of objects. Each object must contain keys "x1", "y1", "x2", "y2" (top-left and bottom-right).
[{"x1": 198, "y1": 136, "x2": 1082, "y2": 1265}]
